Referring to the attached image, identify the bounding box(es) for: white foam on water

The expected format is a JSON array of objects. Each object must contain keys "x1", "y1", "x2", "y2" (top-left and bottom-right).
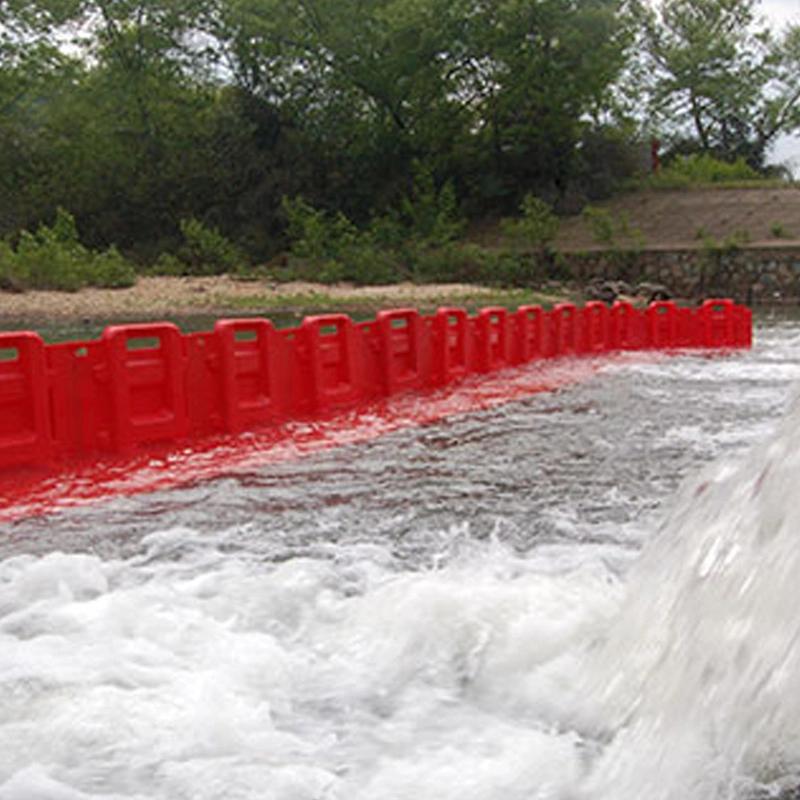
[{"x1": 0, "y1": 529, "x2": 624, "y2": 799}]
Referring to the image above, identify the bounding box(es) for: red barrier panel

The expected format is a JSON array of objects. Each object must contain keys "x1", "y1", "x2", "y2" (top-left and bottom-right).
[
  {"x1": 540, "y1": 311, "x2": 557, "y2": 358},
  {"x1": 675, "y1": 307, "x2": 700, "y2": 348},
  {"x1": 476, "y1": 308, "x2": 510, "y2": 372},
  {"x1": 419, "y1": 315, "x2": 435, "y2": 386},
  {"x1": 102, "y1": 324, "x2": 188, "y2": 453},
  {"x1": 377, "y1": 309, "x2": 423, "y2": 395},
  {"x1": 355, "y1": 320, "x2": 384, "y2": 401},
  {"x1": 702, "y1": 299, "x2": 737, "y2": 348},
  {"x1": 648, "y1": 301, "x2": 679, "y2": 349},
  {"x1": 552, "y1": 304, "x2": 580, "y2": 356},
  {"x1": 514, "y1": 305, "x2": 546, "y2": 363},
  {"x1": 433, "y1": 307, "x2": 471, "y2": 386},
  {"x1": 47, "y1": 340, "x2": 114, "y2": 458},
  {"x1": 610, "y1": 301, "x2": 647, "y2": 350},
  {"x1": 582, "y1": 302, "x2": 609, "y2": 354},
  {"x1": 301, "y1": 315, "x2": 361, "y2": 412},
  {"x1": 215, "y1": 319, "x2": 282, "y2": 433},
  {"x1": 183, "y1": 332, "x2": 225, "y2": 438},
  {"x1": 0, "y1": 333, "x2": 52, "y2": 469}
]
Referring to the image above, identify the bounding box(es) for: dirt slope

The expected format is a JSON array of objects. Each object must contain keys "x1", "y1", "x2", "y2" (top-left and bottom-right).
[{"x1": 554, "y1": 186, "x2": 800, "y2": 251}]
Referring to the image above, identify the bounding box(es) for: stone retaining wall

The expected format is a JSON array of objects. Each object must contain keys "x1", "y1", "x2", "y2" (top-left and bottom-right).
[{"x1": 564, "y1": 247, "x2": 800, "y2": 303}]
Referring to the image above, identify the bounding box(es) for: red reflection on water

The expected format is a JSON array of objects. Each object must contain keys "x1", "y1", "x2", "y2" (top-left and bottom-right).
[{"x1": 0, "y1": 355, "x2": 643, "y2": 522}]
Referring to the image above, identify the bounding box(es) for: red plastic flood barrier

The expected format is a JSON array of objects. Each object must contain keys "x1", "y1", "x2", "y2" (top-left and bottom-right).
[
  {"x1": 648, "y1": 301, "x2": 679, "y2": 349},
  {"x1": 0, "y1": 333, "x2": 52, "y2": 468},
  {"x1": 476, "y1": 308, "x2": 511, "y2": 372},
  {"x1": 102, "y1": 324, "x2": 188, "y2": 454},
  {"x1": 551, "y1": 303, "x2": 582, "y2": 356},
  {"x1": 433, "y1": 307, "x2": 471, "y2": 386},
  {"x1": 377, "y1": 309, "x2": 424, "y2": 395},
  {"x1": 701, "y1": 298, "x2": 752, "y2": 348},
  {"x1": 0, "y1": 299, "x2": 752, "y2": 478},
  {"x1": 675, "y1": 306, "x2": 701, "y2": 348},
  {"x1": 215, "y1": 319, "x2": 282, "y2": 433},
  {"x1": 46, "y1": 339, "x2": 114, "y2": 458},
  {"x1": 514, "y1": 305, "x2": 546, "y2": 363},
  {"x1": 301, "y1": 315, "x2": 361, "y2": 412},
  {"x1": 582, "y1": 302, "x2": 609, "y2": 354},
  {"x1": 610, "y1": 301, "x2": 648, "y2": 350}
]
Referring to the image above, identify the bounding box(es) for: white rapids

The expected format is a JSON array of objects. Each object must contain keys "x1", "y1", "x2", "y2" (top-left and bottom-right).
[{"x1": 1, "y1": 314, "x2": 800, "y2": 800}]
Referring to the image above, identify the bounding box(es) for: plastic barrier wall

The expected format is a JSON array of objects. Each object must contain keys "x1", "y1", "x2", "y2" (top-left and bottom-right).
[{"x1": 0, "y1": 299, "x2": 751, "y2": 475}]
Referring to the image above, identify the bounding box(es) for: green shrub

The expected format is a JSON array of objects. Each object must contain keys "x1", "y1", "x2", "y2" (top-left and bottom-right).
[
  {"x1": 281, "y1": 196, "x2": 405, "y2": 285},
  {"x1": 0, "y1": 209, "x2": 139, "y2": 293},
  {"x1": 88, "y1": 246, "x2": 137, "y2": 288},
  {"x1": 771, "y1": 222, "x2": 789, "y2": 238},
  {"x1": 583, "y1": 206, "x2": 615, "y2": 246},
  {"x1": 177, "y1": 217, "x2": 248, "y2": 275},
  {"x1": 337, "y1": 244, "x2": 403, "y2": 285},
  {"x1": 400, "y1": 163, "x2": 465, "y2": 246},
  {"x1": 501, "y1": 195, "x2": 559, "y2": 254},
  {"x1": 411, "y1": 243, "x2": 486, "y2": 284},
  {"x1": 281, "y1": 196, "x2": 359, "y2": 261},
  {"x1": 13, "y1": 209, "x2": 89, "y2": 292},
  {"x1": 149, "y1": 253, "x2": 185, "y2": 276},
  {"x1": 654, "y1": 154, "x2": 761, "y2": 186},
  {"x1": 0, "y1": 240, "x2": 23, "y2": 293}
]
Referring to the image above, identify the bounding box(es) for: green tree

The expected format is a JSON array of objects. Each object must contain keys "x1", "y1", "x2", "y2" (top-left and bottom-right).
[
  {"x1": 0, "y1": 0, "x2": 636, "y2": 264},
  {"x1": 634, "y1": 0, "x2": 800, "y2": 169},
  {"x1": 445, "y1": 0, "x2": 632, "y2": 208}
]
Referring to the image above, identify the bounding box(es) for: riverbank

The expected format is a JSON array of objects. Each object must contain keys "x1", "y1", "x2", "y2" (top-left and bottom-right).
[
  {"x1": 7, "y1": 185, "x2": 800, "y2": 338},
  {"x1": 0, "y1": 276, "x2": 574, "y2": 340}
]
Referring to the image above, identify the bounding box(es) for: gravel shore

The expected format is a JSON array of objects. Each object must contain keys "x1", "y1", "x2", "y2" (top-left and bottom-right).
[{"x1": 0, "y1": 276, "x2": 510, "y2": 323}]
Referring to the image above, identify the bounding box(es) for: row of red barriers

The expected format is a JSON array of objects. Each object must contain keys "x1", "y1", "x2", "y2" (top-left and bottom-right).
[{"x1": 0, "y1": 299, "x2": 751, "y2": 474}]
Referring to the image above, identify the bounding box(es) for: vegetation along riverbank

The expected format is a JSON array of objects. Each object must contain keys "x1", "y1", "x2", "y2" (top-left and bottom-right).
[{"x1": 4, "y1": 0, "x2": 800, "y2": 327}]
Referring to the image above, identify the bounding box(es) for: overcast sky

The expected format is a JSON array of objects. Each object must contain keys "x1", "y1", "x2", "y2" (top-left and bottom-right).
[
  {"x1": 759, "y1": 0, "x2": 800, "y2": 171},
  {"x1": 761, "y1": 0, "x2": 800, "y2": 26}
]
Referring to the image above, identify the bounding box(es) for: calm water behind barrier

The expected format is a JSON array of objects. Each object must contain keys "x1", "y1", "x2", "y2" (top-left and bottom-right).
[{"x1": 1, "y1": 317, "x2": 799, "y2": 799}]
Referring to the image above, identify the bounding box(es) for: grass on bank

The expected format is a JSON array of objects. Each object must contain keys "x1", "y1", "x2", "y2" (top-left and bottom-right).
[{"x1": 201, "y1": 286, "x2": 571, "y2": 316}]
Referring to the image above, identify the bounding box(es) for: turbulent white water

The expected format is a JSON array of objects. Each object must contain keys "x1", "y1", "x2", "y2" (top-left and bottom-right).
[{"x1": 2, "y1": 314, "x2": 800, "y2": 799}]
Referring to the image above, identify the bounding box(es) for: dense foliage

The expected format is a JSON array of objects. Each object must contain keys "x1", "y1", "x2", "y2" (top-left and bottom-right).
[
  {"x1": 0, "y1": 0, "x2": 798, "y2": 282},
  {"x1": 630, "y1": 0, "x2": 800, "y2": 171}
]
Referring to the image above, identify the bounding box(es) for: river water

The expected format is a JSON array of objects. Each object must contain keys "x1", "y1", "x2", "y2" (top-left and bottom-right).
[{"x1": 1, "y1": 314, "x2": 800, "y2": 799}]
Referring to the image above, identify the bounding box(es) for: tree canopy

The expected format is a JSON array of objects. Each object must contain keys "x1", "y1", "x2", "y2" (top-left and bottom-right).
[
  {"x1": 633, "y1": 0, "x2": 800, "y2": 169},
  {"x1": 0, "y1": 0, "x2": 797, "y2": 263}
]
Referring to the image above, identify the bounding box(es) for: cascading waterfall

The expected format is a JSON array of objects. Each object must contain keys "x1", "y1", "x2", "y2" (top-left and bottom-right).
[{"x1": 578, "y1": 384, "x2": 800, "y2": 799}]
